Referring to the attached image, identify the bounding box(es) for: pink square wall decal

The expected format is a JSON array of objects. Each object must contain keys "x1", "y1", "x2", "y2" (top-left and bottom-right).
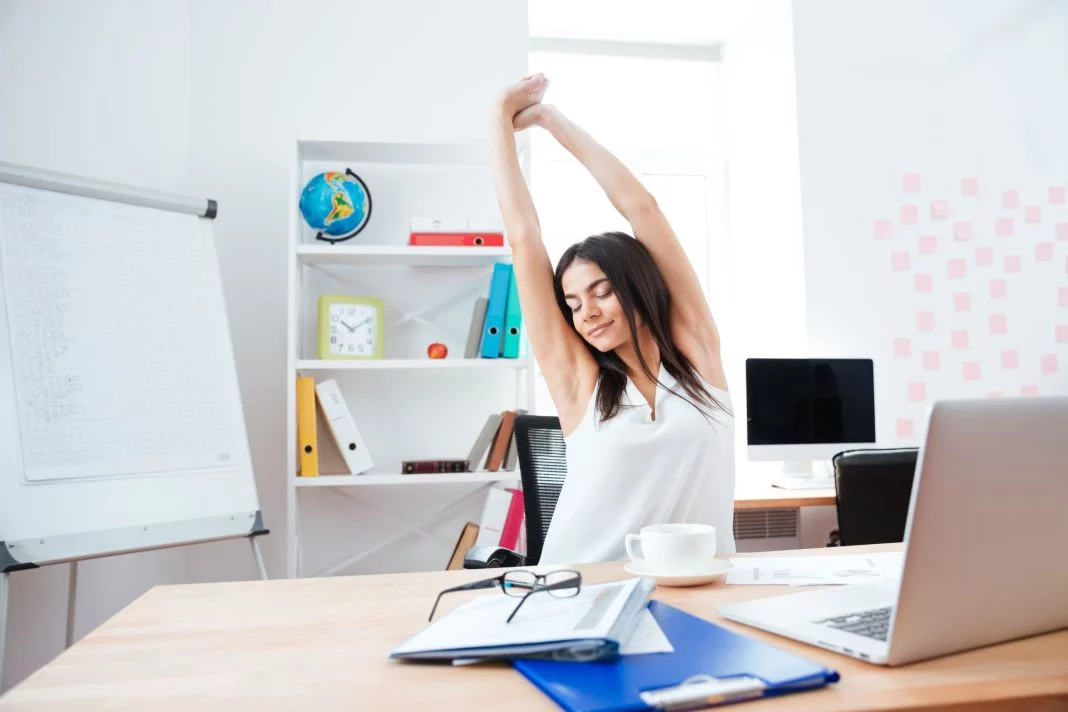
[
  {"x1": 1002, "y1": 189, "x2": 1019, "y2": 209},
  {"x1": 914, "y1": 273, "x2": 933, "y2": 293},
  {"x1": 931, "y1": 201, "x2": 951, "y2": 219},
  {"x1": 1057, "y1": 223, "x2": 1068, "y2": 241},
  {"x1": 901, "y1": 205, "x2": 919, "y2": 225},
  {"x1": 923, "y1": 351, "x2": 941, "y2": 370},
  {"x1": 953, "y1": 293, "x2": 971, "y2": 311},
  {"x1": 1022, "y1": 385, "x2": 1040, "y2": 397},
  {"x1": 947, "y1": 259, "x2": 966, "y2": 278},
  {"x1": 874, "y1": 220, "x2": 893, "y2": 239},
  {"x1": 1025, "y1": 206, "x2": 1041, "y2": 224},
  {"x1": 908, "y1": 382, "x2": 926, "y2": 402},
  {"x1": 1001, "y1": 350, "x2": 1018, "y2": 369},
  {"x1": 892, "y1": 251, "x2": 911, "y2": 271},
  {"x1": 893, "y1": 338, "x2": 912, "y2": 358},
  {"x1": 989, "y1": 280, "x2": 1007, "y2": 299},
  {"x1": 919, "y1": 234, "x2": 937, "y2": 254},
  {"x1": 1051, "y1": 186, "x2": 1066, "y2": 204},
  {"x1": 1004, "y1": 255, "x2": 1021, "y2": 273},
  {"x1": 951, "y1": 330, "x2": 969, "y2": 349},
  {"x1": 962, "y1": 178, "x2": 979, "y2": 196},
  {"x1": 903, "y1": 173, "x2": 921, "y2": 192},
  {"x1": 1036, "y1": 242, "x2": 1053, "y2": 262},
  {"x1": 1042, "y1": 354, "x2": 1059, "y2": 375},
  {"x1": 1057, "y1": 325, "x2": 1068, "y2": 343},
  {"x1": 990, "y1": 315, "x2": 1007, "y2": 334},
  {"x1": 916, "y1": 311, "x2": 935, "y2": 331},
  {"x1": 953, "y1": 222, "x2": 973, "y2": 241},
  {"x1": 963, "y1": 362, "x2": 981, "y2": 381},
  {"x1": 896, "y1": 418, "x2": 915, "y2": 439},
  {"x1": 976, "y1": 246, "x2": 993, "y2": 265},
  {"x1": 996, "y1": 217, "x2": 1014, "y2": 237},
  {"x1": 1059, "y1": 287, "x2": 1068, "y2": 306}
]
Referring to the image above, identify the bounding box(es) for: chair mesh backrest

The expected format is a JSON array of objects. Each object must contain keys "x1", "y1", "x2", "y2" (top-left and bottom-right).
[{"x1": 513, "y1": 415, "x2": 567, "y2": 566}]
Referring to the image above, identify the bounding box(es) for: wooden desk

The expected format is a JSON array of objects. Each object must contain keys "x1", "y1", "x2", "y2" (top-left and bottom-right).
[
  {"x1": 734, "y1": 473, "x2": 836, "y2": 510},
  {"x1": 2, "y1": 545, "x2": 1066, "y2": 711}
]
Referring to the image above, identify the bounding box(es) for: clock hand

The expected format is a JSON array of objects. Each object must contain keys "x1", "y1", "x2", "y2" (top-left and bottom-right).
[
  {"x1": 354, "y1": 317, "x2": 372, "y2": 330},
  {"x1": 339, "y1": 320, "x2": 356, "y2": 332}
]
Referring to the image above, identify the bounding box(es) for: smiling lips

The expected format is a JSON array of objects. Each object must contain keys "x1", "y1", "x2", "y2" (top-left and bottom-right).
[{"x1": 587, "y1": 322, "x2": 613, "y2": 338}]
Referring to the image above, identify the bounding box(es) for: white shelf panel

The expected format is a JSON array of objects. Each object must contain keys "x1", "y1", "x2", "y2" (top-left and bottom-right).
[
  {"x1": 295, "y1": 471, "x2": 520, "y2": 487},
  {"x1": 297, "y1": 245, "x2": 511, "y2": 267},
  {"x1": 297, "y1": 358, "x2": 529, "y2": 371}
]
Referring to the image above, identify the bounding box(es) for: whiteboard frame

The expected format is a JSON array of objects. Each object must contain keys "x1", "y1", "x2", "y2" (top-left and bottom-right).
[{"x1": 0, "y1": 161, "x2": 265, "y2": 572}]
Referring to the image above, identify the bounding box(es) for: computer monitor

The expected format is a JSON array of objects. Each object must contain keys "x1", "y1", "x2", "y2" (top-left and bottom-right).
[{"x1": 746, "y1": 358, "x2": 876, "y2": 489}]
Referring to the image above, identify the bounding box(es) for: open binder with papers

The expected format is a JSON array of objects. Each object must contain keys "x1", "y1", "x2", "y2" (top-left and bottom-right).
[
  {"x1": 514, "y1": 600, "x2": 839, "y2": 711},
  {"x1": 390, "y1": 577, "x2": 656, "y2": 663}
]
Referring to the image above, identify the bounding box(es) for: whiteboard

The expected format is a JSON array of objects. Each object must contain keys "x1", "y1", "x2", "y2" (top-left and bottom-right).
[{"x1": 0, "y1": 168, "x2": 262, "y2": 570}]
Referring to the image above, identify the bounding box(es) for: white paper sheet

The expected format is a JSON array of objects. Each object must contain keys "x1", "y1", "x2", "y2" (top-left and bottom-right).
[
  {"x1": 619, "y1": 608, "x2": 674, "y2": 655},
  {"x1": 726, "y1": 553, "x2": 905, "y2": 586}
]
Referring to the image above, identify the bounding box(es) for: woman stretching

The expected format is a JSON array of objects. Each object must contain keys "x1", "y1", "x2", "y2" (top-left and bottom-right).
[{"x1": 491, "y1": 74, "x2": 735, "y2": 564}]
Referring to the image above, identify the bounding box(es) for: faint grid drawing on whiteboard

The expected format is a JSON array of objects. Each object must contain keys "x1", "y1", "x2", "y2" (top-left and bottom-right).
[{"x1": 0, "y1": 184, "x2": 239, "y2": 483}]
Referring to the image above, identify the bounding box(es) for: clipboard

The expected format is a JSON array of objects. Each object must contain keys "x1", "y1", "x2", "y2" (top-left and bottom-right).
[{"x1": 513, "y1": 600, "x2": 839, "y2": 711}]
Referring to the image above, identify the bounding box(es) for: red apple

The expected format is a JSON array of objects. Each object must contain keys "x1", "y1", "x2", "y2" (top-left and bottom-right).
[{"x1": 427, "y1": 342, "x2": 448, "y2": 359}]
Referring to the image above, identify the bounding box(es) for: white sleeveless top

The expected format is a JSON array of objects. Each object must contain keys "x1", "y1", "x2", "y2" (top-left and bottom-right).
[{"x1": 539, "y1": 365, "x2": 736, "y2": 565}]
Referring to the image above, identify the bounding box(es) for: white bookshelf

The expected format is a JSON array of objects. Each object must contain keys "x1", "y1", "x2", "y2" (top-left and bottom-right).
[
  {"x1": 285, "y1": 138, "x2": 534, "y2": 579},
  {"x1": 295, "y1": 472, "x2": 522, "y2": 488},
  {"x1": 296, "y1": 358, "x2": 530, "y2": 371}
]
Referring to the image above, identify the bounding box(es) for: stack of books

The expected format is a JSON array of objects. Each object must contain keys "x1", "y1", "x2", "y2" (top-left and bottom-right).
[{"x1": 400, "y1": 409, "x2": 525, "y2": 475}]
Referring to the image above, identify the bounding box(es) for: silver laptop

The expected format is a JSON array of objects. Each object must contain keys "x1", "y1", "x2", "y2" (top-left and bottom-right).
[{"x1": 719, "y1": 396, "x2": 1068, "y2": 666}]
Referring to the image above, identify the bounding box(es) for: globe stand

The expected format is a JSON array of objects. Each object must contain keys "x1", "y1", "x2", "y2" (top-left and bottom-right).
[{"x1": 305, "y1": 167, "x2": 372, "y2": 245}]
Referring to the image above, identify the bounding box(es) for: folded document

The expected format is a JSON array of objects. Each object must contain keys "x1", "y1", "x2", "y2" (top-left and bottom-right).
[{"x1": 390, "y1": 577, "x2": 657, "y2": 662}]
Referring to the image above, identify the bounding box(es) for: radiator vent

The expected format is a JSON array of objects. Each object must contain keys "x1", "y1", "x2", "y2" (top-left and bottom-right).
[{"x1": 733, "y1": 508, "x2": 799, "y2": 540}]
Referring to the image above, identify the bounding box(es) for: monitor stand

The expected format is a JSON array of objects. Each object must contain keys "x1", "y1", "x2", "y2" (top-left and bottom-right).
[{"x1": 771, "y1": 460, "x2": 836, "y2": 490}]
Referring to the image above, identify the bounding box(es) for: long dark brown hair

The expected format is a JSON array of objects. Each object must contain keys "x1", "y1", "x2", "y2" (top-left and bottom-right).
[{"x1": 553, "y1": 232, "x2": 728, "y2": 424}]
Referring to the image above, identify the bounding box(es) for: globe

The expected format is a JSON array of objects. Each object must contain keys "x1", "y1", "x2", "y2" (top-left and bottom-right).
[{"x1": 299, "y1": 170, "x2": 371, "y2": 241}]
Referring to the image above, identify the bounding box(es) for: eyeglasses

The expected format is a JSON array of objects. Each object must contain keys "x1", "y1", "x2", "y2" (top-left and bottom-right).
[{"x1": 428, "y1": 569, "x2": 582, "y2": 624}]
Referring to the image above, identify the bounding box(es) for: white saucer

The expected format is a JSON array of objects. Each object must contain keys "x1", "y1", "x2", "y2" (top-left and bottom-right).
[{"x1": 623, "y1": 559, "x2": 732, "y2": 587}]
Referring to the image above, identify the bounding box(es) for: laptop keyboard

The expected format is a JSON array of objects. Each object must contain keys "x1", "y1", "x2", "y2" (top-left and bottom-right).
[{"x1": 814, "y1": 606, "x2": 892, "y2": 642}]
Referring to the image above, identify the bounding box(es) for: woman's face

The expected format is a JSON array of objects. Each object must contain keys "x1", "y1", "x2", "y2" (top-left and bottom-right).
[{"x1": 561, "y1": 259, "x2": 632, "y2": 352}]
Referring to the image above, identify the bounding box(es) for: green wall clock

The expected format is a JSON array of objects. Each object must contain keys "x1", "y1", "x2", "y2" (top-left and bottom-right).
[{"x1": 318, "y1": 294, "x2": 385, "y2": 360}]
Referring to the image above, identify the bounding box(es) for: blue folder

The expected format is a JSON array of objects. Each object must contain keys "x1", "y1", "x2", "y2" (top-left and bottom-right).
[
  {"x1": 480, "y1": 262, "x2": 511, "y2": 359},
  {"x1": 513, "y1": 601, "x2": 839, "y2": 711}
]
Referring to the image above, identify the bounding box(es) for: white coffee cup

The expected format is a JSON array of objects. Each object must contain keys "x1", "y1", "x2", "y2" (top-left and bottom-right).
[{"x1": 624, "y1": 523, "x2": 718, "y2": 573}]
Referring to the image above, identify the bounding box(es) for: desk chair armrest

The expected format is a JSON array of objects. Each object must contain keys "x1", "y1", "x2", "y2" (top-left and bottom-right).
[{"x1": 462, "y1": 544, "x2": 526, "y2": 569}]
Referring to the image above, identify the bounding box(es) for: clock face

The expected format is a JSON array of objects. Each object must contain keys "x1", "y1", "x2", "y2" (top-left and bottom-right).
[{"x1": 327, "y1": 303, "x2": 378, "y2": 357}]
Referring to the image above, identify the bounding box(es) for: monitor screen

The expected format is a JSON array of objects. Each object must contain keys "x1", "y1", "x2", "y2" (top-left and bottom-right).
[{"x1": 746, "y1": 358, "x2": 876, "y2": 446}]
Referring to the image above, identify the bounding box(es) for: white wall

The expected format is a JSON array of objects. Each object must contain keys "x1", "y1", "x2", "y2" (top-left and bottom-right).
[
  {"x1": 0, "y1": 0, "x2": 527, "y2": 690},
  {"x1": 793, "y1": 0, "x2": 1068, "y2": 446},
  {"x1": 527, "y1": 0, "x2": 807, "y2": 459},
  {"x1": 0, "y1": 0, "x2": 194, "y2": 690}
]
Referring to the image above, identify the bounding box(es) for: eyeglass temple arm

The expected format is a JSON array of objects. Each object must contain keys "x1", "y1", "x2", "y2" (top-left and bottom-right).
[
  {"x1": 505, "y1": 577, "x2": 582, "y2": 623},
  {"x1": 428, "y1": 576, "x2": 504, "y2": 621}
]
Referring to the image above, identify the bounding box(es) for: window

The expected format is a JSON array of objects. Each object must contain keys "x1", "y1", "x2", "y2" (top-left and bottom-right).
[{"x1": 526, "y1": 37, "x2": 728, "y2": 417}]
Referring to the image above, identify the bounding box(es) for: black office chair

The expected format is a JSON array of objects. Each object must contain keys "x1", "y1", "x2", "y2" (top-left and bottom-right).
[
  {"x1": 464, "y1": 415, "x2": 567, "y2": 568},
  {"x1": 831, "y1": 448, "x2": 919, "y2": 546}
]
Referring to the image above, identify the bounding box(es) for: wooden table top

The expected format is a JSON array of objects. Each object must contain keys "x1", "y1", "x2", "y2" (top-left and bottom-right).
[{"x1": 2, "y1": 544, "x2": 1066, "y2": 711}]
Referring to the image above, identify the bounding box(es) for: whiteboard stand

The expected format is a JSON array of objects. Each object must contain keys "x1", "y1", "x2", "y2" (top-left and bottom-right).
[
  {"x1": 0, "y1": 572, "x2": 8, "y2": 691},
  {"x1": 0, "y1": 161, "x2": 270, "y2": 692}
]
